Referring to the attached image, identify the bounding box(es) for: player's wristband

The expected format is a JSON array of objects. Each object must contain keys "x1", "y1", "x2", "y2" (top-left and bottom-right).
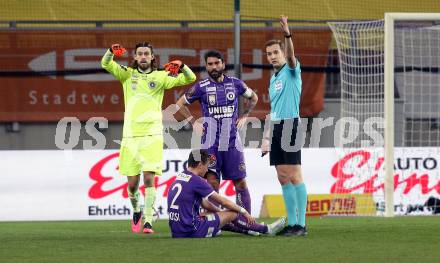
[
  {"x1": 188, "y1": 116, "x2": 196, "y2": 125},
  {"x1": 284, "y1": 34, "x2": 292, "y2": 38},
  {"x1": 181, "y1": 64, "x2": 192, "y2": 76}
]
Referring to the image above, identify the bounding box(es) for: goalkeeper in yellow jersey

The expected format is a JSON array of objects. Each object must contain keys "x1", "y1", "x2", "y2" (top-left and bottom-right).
[{"x1": 101, "y1": 42, "x2": 196, "y2": 234}]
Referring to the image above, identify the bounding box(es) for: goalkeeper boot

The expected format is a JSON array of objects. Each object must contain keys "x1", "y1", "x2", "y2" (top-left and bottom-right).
[
  {"x1": 131, "y1": 211, "x2": 142, "y2": 233},
  {"x1": 143, "y1": 222, "x2": 154, "y2": 234},
  {"x1": 291, "y1": 225, "x2": 308, "y2": 237},
  {"x1": 267, "y1": 217, "x2": 286, "y2": 236}
]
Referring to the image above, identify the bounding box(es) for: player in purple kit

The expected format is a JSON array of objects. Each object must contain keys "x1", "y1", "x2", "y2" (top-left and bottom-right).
[
  {"x1": 176, "y1": 50, "x2": 258, "y2": 216},
  {"x1": 167, "y1": 149, "x2": 285, "y2": 238}
]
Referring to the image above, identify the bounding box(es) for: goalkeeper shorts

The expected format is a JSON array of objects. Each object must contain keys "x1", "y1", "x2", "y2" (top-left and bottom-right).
[{"x1": 119, "y1": 135, "x2": 163, "y2": 176}]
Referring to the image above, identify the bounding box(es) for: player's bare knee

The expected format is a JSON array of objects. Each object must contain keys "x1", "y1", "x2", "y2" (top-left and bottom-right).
[
  {"x1": 143, "y1": 172, "x2": 155, "y2": 187},
  {"x1": 277, "y1": 174, "x2": 291, "y2": 185},
  {"x1": 276, "y1": 169, "x2": 290, "y2": 185},
  {"x1": 127, "y1": 185, "x2": 137, "y2": 192},
  {"x1": 218, "y1": 211, "x2": 238, "y2": 227},
  {"x1": 144, "y1": 179, "x2": 154, "y2": 187},
  {"x1": 127, "y1": 176, "x2": 140, "y2": 190},
  {"x1": 291, "y1": 174, "x2": 303, "y2": 185},
  {"x1": 233, "y1": 178, "x2": 247, "y2": 190},
  {"x1": 290, "y1": 167, "x2": 303, "y2": 185},
  {"x1": 226, "y1": 212, "x2": 239, "y2": 223}
]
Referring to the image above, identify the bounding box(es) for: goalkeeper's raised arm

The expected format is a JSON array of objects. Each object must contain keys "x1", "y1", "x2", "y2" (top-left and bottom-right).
[
  {"x1": 162, "y1": 60, "x2": 196, "y2": 89},
  {"x1": 99, "y1": 41, "x2": 197, "y2": 235},
  {"x1": 101, "y1": 43, "x2": 130, "y2": 82}
]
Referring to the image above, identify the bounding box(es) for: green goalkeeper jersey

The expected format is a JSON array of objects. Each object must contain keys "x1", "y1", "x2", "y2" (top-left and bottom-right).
[{"x1": 101, "y1": 50, "x2": 196, "y2": 137}]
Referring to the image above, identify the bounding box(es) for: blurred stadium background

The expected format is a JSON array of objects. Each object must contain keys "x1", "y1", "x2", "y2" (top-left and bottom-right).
[{"x1": 2, "y1": 0, "x2": 439, "y2": 150}]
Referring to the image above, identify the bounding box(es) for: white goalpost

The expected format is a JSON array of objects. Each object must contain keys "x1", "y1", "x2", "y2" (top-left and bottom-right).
[
  {"x1": 384, "y1": 13, "x2": 440, "y2": 217},
  {"x1": 328, "y1": 13, "x2": 440, "y2": 217}
]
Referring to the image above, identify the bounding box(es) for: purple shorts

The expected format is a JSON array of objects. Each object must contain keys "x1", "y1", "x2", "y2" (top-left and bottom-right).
[
  {"x1": 171, "y1": 213, "x2": 221, "y2": 238},
  {"x1": 207, "y1": 147, "x2": 247, "y2": 181}
]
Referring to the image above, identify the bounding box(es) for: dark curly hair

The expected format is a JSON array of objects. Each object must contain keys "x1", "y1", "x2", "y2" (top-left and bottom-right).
[{"x1": 131, "y1": 42, "x2": 158, "y2": 70}]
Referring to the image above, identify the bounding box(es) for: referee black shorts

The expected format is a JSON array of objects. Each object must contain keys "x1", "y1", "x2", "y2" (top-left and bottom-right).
[{"x1": 269, "y1": 118, "x2": 302, "y2": 166}]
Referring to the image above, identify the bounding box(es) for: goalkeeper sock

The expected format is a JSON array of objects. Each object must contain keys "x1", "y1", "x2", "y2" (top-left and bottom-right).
[
  {"x1": 144, "y1": 186, "x2": 157, "y2": 225},
  {"x1": 127, "y1": 187, "x2": 141, "y2": 213},
  {"x1": 236, "y1": 187, "x2": 251, "y2": 213},
  {"x1": 281, "y1": 182, "x2": 298, "y2": 226},
  {"x1": 295, "y1": 183, "x2": 307, "y2": 227}
]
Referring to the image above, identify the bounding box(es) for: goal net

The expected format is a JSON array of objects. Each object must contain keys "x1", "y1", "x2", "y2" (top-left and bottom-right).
[{"x1": 328, "y1": 13, "x2": 440, "y2": 216}]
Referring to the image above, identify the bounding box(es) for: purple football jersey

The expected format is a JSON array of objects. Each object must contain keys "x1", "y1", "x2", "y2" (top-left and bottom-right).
[
  {"x1": 167, "y1": 170, "x2": 215, "y2": 234},
  {"x1": 184, "y1": 75, "x2": 248, "y2": 150}
]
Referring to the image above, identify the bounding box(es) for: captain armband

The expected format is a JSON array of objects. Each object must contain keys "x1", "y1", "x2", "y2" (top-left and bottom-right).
[{"x1": 243, "y1": 88, "x2": 254, "y2": 99}]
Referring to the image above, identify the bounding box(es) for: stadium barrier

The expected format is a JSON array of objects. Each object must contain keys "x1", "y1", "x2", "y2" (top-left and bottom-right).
[{"x1": 0, "y1": 148, "x2": 438, "y2": 221}]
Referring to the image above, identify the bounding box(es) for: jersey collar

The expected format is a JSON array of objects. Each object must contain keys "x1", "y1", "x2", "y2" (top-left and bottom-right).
[
  {"x1": 136, "y1": 68, "x2": 153, "y2": 74},
  {"x1": 274, "y1": 63, "x2": 286, "y2": 77},
  {"x1": 209, "y1": 74, "x2": 229, "y2": 84}
]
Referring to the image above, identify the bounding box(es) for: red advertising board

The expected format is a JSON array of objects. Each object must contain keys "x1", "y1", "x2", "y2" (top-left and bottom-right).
[{"x1": 0, "y1": 29, "x2": 332, "y2": 121}]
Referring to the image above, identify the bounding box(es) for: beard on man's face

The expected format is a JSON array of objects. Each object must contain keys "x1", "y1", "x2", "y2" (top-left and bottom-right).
[
  {"x1": 137, "y1": 60, "x2": 150, "y2": 70},
  {"x1": 208, "y1": 68, "x2": 223, "y2": 79}
]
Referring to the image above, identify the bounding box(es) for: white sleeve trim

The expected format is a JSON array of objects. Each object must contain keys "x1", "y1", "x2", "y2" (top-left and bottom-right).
[
  {"x1": 204, "y1": 191, "x2": 215, "y2": 199},
  {"x1": 183, "y1": 94, "x2": 191, "y2": 105}
]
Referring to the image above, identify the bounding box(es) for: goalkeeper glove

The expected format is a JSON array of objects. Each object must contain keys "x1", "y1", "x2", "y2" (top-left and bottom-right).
[
  {"x1": 164, "y1": 60, "x2": 183, "y2": 76},
  {"x1": 110, "y1": 44, "x2": 127, "y2": 57}
]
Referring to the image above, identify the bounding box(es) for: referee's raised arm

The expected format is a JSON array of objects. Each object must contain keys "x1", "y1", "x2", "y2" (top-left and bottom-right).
[
  {"x1": 263, "y1": 15, "x2": 307, "y2": 237},
  {"x1": 280, "y1": 15, "x2": 297, "y2": 68}
]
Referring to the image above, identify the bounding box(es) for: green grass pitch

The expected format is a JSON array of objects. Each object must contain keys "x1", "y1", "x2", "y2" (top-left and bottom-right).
[{"x1": 1, "y1": 217, "x2": 439, "y2": 263}]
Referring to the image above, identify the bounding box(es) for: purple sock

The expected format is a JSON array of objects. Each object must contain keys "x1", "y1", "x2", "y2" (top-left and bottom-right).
[
  {"x1": 232, "y1": 215, "x2": 268, "y2": 234},
  {"x1": 221, "y1": 223, "x2": 248, "y2": 234},
  {"x1": 236, "y1": 188, "x2": 251, "y2": 213}
]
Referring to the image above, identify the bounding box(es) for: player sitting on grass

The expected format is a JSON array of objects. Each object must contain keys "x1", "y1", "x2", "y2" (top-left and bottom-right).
[
  {"x1": 203, "y1": 170, "x2": 261, "y2": 236},
  {"x1": 167, "y1": 149, "x2": 285, "y2": 238}
]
